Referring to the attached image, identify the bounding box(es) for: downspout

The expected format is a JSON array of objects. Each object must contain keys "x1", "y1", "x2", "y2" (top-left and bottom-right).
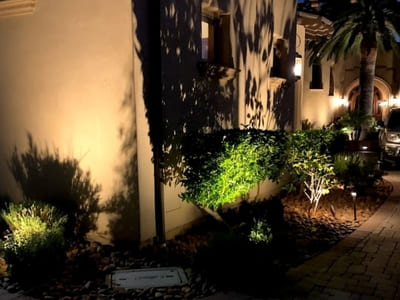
[{"x1": 149, "y1": 0, "x2": 165, "y2": 244}]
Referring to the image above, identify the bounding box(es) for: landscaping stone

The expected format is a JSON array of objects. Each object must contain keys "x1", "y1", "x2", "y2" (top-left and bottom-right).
[{"x1": 0, "y1": 182, "x2": 391, "y2": 299}]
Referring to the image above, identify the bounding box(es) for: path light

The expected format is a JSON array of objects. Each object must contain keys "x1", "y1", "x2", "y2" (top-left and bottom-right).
[{"x1": 351, "y1": 191, "x2": 357, "y2": 221}]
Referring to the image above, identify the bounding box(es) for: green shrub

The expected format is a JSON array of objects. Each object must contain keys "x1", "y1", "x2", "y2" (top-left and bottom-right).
[
  {"x1": 338, "y1": 111, "x2": 379, "y2": 141},
  {"x1": 292, "y1": 151, "x2": 336, "y2": 213},
  {"x1": 248, "y1": 218, "x2": 273, "y2": 245},
  {"x1": 285, "y1": 130, "x2": 338, "y2": 212},
  {"x1": 8, "y1": 134, "x2": 101, "y2": 239},
  {"x1": 1, "y1": 202, "x2": 67, "y2": 284},
  {"x1": 0, "y1": 194, "x2": 11, "y2": 234},
  {"x1": 286, "y1": 129, "x2": 339, "y2": 183},
  {"x1": 288, "y1": 129, "x2": 340, "y2": 157},
  {"x1": 180, "y1": 129, "x2": 287, "y2": 210},
  {"x1": 334, "y1": 153, "x2": 379, "y2": 191}
]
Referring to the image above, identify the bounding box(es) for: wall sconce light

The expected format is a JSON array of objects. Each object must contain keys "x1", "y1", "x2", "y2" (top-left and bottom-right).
[
  {"x1": 389, "y1": 96, "x2": 400, "y2": 107},
  {"x1": 332, "y1": 96, "x2": 349, "y2": 108},
  {"x1": 294, "y1": 52, "x2": 302, "y2": 80}
]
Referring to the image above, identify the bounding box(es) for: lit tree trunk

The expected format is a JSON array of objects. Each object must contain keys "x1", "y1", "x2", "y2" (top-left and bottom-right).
[{"x1": 358, "y1": 39, "x2": 377, "y2": 117}]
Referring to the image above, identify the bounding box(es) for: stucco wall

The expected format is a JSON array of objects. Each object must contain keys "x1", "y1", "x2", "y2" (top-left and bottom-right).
[
  {"x1": 295, "y1": 24, "x2": 305, "y2": 129},
  {"x1": 301, "y1": 56, "x2": 334, "y2": 127},
  {"x1": 0, "y1": 0, "x2": 138, "y2": 242},
  {"x1": 302, "y1": 42, "x2": 400, "y2": 127},
  {"x1": 156, "y1": 0, "x2": 296, "y2": 238}
]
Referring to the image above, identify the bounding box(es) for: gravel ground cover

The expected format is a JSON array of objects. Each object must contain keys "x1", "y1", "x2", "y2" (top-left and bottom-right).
[{"x1": 0, "y1": 179, "x2": 392, "y2": 299}]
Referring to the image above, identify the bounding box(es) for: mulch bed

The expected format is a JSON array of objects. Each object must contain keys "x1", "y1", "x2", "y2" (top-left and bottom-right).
[{"x1": 0, "y1": 178, "x2": 393, "y2": 299}]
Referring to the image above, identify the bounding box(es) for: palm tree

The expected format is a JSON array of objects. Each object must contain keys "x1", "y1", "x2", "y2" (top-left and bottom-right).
[{"x1": 307, "y1": 0, "x2": 400, "y2": 116}]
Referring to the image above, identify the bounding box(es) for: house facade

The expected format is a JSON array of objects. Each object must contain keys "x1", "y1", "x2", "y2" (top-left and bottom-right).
[
  {"x1": 0, "y1": 0, "x2": 297, "y2": 244},
  {"x1": 296, "y1": 10, "x2": 400, "y2": 129}
]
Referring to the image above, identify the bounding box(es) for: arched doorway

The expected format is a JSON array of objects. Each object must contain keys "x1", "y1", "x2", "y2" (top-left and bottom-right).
[
  {"x1": 344, "y1": 77, "x2": 392, "y2": 121},
  {"x1": 348, "y1": 86, "x2": 383, "y2": 121}
]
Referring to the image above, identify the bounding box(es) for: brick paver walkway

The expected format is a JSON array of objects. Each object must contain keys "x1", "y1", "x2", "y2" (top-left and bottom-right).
[
  {"x1": 207, "y1": 171, "x2": 400, "y2": 300},
  {"x1": 283, "y1": 171, "x2": 400, "y2": 299}
]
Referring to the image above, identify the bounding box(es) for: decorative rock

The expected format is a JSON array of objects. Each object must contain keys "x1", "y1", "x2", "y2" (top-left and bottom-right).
[
  {"x1": 7, "y1": 283, "x2": 18, "y2": 293},
  {"x1": 82, "y1": 281, "x2": 92, "y2": 290},
  {"x1": 0, "y1": 189, "x2": 385, "y2": 300},
  {"x1": 154, "y1": 292, "x2": 163, "y2": 298},
  {"x1": 181, "y1": 286, "x2": 191, "y2": 294}
]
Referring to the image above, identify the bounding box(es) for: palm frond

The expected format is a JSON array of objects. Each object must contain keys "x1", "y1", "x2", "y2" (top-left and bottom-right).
[{"x1": 307, "y1": 0, "x2": 400, "y2": 64}]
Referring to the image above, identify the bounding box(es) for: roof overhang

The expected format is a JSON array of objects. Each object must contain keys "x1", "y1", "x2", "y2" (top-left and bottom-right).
[{"x1": 297, "y1": 11, "x2": 333, "y2": 41}]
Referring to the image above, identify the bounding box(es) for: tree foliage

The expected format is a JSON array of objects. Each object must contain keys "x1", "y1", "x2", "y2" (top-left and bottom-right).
[
  {"x1": 307, "y1": 0, "x2": 400, "y2": 63},
  {"x1": 306, "y1": 0, "x2": 400, "y2": 115}
]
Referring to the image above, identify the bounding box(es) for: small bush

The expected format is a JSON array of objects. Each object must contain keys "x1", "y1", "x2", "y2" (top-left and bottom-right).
[
  {"x1": 8, "y1": 134, "x2": 101, "y2": 239},
  {"x1": 181, "y1": 129, "x2": 287, "y2": 210},
  {"x1": 286, "y1": 130, "x2": 338, "y2": 212},
  {"x1": 1, "y1": 202, "x2": 67, "y2": 284},
  {"x1": 248, "y1": 218, "x2": 273, "y2": 245},
  {"x1": 288, "y1": 129, "x2": 340, "y2": 159},
  {"x1": 334, "y1": 153, "x2": 379, "y2": 191},
  {"x1": 337, "y1": 111, "x2": 379, "y2": 141},
  {"x1": 0, "y1": 194, "x2": 11, "y2": 234}
]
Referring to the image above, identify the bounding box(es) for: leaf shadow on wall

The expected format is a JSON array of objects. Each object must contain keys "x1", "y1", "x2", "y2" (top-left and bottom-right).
[
  {"x1": 135, "y1": 0, "x2": 237, "y2": 185},
  {"x1": 103, "y1": 86, "x2": 140, "y2": 246},
  {"x1": 232, "y1": 0, "x2": 295, "y2": 130}
]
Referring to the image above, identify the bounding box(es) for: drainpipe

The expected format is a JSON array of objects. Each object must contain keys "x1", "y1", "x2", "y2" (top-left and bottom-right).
[{"x1": 149, "y1": 0, "x2": 165, "y2": 244}]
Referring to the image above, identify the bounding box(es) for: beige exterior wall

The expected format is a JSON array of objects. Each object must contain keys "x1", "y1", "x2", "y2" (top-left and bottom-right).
[
  {"x1": 130, "y1": 1, "x2": 156, "y2": 243},
  {"x1": 159, "y1": 0, "x2": 297, "y2": 238},
  {"x1": 0, "y1": 0, "x2": 298, "y2": 244},
  {"x1": 295, "y1": 24, "x2": 305, "y2": 129},
  {"x1": 302, "y1": 56, "x2": 335, "y2": 128},
  {"x1": 232, "y1": 0, "x2": 297, "y2": 130},
  {"x1": 0, "y1": 0, "x2": 138, "y2": 242},
  {"x1": 300, "y1": 17, "x2": 400, "y2": 127}
]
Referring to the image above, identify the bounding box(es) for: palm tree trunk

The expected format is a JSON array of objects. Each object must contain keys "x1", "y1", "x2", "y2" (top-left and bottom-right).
[{"x1": 358, "y1": 42, "x2": 377, "y2": 117}]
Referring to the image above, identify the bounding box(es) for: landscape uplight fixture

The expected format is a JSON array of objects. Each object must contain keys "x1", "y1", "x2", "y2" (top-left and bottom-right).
[{"x1": 351, "y1": 191, "x2": 357, "y2": 221}]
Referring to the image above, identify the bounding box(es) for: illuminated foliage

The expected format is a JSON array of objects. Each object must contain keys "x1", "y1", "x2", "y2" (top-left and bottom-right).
[
  {"x1": 8, "y1": 134, "x2": 101, "y2": 239},
  {"x1": 293, "y1": 151, "x2": 336, "y2": 213},
  {"x1": 285, "y1": 129, "x2": 340, "y2": 212},
  {"x1": 180, "y1": 129, "x2": 287, "y2": 210},
  {"x1": 248, "y1": 218, "x2": 273, "y2": 245},
  {"x1": 334, "y1": 152, "x2": 379, "y2": 191},
  {"x1": 1, "y1": 202, "x2": 66, "y2": 283}
]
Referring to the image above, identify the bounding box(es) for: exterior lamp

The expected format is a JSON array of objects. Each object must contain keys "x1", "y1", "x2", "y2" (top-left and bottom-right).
[
  {"x1": 351, "y1": 191, "x2": 357, "y2": 221},
  {"x1": 294, "y1": 52, "x2": 302, "y2": 80},
  {"x1": 390, "y1": 96, "x2": 400, "y2": 107}
]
